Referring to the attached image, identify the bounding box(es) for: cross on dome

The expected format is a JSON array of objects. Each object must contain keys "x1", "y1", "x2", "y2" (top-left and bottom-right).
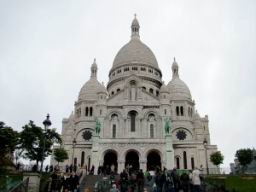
[
  {"x1": 131, "y1": 14, "x2": 140, "y2": 39},
  {"x1": 172, "y1": 57, "x2": 179, "y2": 78},
  {"x1": 91, "y1": 58, "x2": 98, "y2": 79}
]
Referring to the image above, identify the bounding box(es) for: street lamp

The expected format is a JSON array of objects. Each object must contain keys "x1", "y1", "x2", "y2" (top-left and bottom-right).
[
  {"x1": 40, "y1": 114, "x2": 52, "y2": 173},
  {"x1": 203, "y1": 138, "x2": 209, "y2": 175},
  {"x1": 72, "y1": 139, "x2": 76, "y2": 166}
]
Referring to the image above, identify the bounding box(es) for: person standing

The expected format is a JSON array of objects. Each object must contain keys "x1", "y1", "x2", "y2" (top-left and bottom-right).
[
  {"x1": 120, "y1": 169, "x2": 128, "y2": 192},
  {"x1": 180, "y1": 172, "x2": 190, "y2": 192},
  {"x1": 69, "y1": 172, "x2": 79, "y2": 192},
  {"x1": 192, "y1": 168, "x2": 201, "y2": 192},
  {"x1": 137, "y1": 169, "x2": 144, "y2": 192}
]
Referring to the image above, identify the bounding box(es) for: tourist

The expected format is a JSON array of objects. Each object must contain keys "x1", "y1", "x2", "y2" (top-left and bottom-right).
[
  {"x1": 180, "y1": 172, "x2": 190, "y2": 192},
  {"x1": 65, "y1": 164, "x2": 69, "y2": 173},
  {"x1": 192, "y1": 167, "x2": 201, "y2": 192},
  {"x1": 85, "y1": 165, "x2": 88, "y2": 175},
  {"x1": 171, "y1": 168, "x2": 180, "y2": 191},
  {"x1": 90, "y1": 165, "x2": 95, "y2": 175},
  {"x1": 164, "y1": 170, "x2": 175, "y2": 192},
  {"x1": 110, "y1": 184, "x2": 119, "y2": 192},
  {"x1": 50, "y1": 165, "x2": 53, "y2": 172},
  {"x1": 50, "y1": 170, "x2": 60, "y2": 192},
  {"x1": 69, "y1": 172, "x2": 79, "y2": 192},
  {"x1": 70, "y1": 164, "x2": 73, "y2": 173},
  {"x1": 111, "y1": 164, "x2": 115, "y2": 174},
  {"x1": 137, "y1": 169, "x2": 144, "y2": 192},
  {"x1": 154, "y1": 168, "x2": 165, "y2": 192},
  {"x1": 120, "y1": 169, "x2": 128, "y2": 192}
]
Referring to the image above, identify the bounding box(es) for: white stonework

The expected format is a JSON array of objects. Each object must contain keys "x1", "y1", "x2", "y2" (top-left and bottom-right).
[{"x1": 52, "y1": 16, "x2": 218, "y2": 173}]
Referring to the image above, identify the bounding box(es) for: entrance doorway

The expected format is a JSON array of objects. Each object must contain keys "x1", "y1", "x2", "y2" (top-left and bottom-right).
[
  {"x1": 125, "y1": 151, "x2": 140, "y2": 171},
  {"x1": 103, "y1": 151, "x2": 118, "y2": 173},
  {"x1": 147, "y1": 151, "x2": 161, "y2": 170}
]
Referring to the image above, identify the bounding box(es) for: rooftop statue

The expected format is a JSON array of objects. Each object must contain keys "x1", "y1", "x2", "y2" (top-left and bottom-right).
[
  {"x1": 164, "y1": 118, "x2": 172, "y2": 135},
  {"x1": 95, "y1": 118, "x2": 101, "y2": 136}
]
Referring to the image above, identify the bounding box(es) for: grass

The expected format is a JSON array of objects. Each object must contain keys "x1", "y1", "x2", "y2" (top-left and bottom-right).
[{"x1": 205, "y1": 175, "x2": 256, "y2": 192}]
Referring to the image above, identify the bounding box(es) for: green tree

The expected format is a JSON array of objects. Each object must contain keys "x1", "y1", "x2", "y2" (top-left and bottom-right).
[
  {"x1": 210, "y1": 151, "x2": 224, "y2": 167},
  {"x1": 20, "y1": 121, "x2": 62, "y2": 168},
  {"x1": 53, "y1": 147, "x2": 68, "y2": 165},
  {"x1": 0, "y1": 122, "x2": 19, "y2": 159},
  {"x1": 235, "y1": 148, "x2": 253, "y2": 173}
]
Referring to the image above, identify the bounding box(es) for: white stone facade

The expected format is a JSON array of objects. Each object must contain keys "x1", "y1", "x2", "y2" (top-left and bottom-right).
[{"x1": 55, "y1": 16, "x2": 218, "y2": 173}]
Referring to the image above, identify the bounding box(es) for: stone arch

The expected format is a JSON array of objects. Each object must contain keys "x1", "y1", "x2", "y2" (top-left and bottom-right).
[
  {"x1": 75, "y1": 128, "x2": 93, "y2": 143},
  {"x1": 128, "y1": 110, "x2": 138, "y2": 132},
  {"x1": 102, "y1": 149, "x2": 118, "y2": 173},
  {"x1": 146, "y1": 149, "x2": 162, "y2": 170},
  {"x1": 143, "y1": 110, "x2": 160, "y2": 120},
  {"x1": 175, "y1": 155, "x2": 181, "y2": 169},
  {"x1": 125, "y1": 149, "x2": 141, "y2": 171},
  {"x1": 106, "y1": 110, "x2": 123, "y2": 121},
  {"x1": 172, "y1": 127, "x2": 194, "y2": 140},
  {"x1": 145, "y1": 148, "x2": 163, "y2": 158}
]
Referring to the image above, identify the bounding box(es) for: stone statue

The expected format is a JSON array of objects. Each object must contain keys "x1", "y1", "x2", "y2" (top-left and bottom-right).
[
  {"x1": 95, "y1": 118, "x2": 101, "y2": 136},
  {"x1": 164, "y1": 118, "x2": 172, "y2": 134}
]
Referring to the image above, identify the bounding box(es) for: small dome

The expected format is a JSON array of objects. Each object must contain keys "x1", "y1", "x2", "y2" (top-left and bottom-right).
[
  {"x1": 112, "y1": 38, "x2": 159, "y2": 69},
  {"x1": 78, "y1": 79, "x2": 107, "y2": 100},
  {"x1": 160, "y1": 84, "x2": 169, "y2": 93},
  {"x1": 167, "y1": 77, "x2": 191, "y2": 100}
]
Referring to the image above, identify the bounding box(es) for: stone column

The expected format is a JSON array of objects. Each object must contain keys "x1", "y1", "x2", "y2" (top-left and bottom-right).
[
  {"x1": 117, "y1": 160, "x2": 125, "y2": 173},
  {"x1": 23, "y1": 172, "x2": 41, "y2": 192},
  {"x1": 165, "y1": 134, "x2": 174, "y2": 169},
  {"x1": 139, "y1": 159, "x2": 147, "y2": 171},
  {"x1": 91, "y1": 135, "x2": 100, "y2": 175}
]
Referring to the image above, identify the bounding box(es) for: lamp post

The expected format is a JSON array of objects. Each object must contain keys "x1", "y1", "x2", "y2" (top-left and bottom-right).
[
  {"x1": 72, "y1": 139, "x2": 76, "y2": 166},
  {"x1": 203, "y1": 138, "x2": 209, "y2": 175},
  {"x1": 41, "y1": 114, "x2": 52, "y2": 173}
]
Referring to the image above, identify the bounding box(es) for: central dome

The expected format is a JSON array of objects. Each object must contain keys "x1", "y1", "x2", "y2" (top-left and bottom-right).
[
  {"x1": 111, "y1": 15, "x2": 159, "y2": 71},
  {"x1": 112, "y1": 38, "x2": 159, "y2": 68}
]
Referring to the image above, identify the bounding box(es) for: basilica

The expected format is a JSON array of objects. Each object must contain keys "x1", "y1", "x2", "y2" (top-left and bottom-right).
[{"x1": 55, "y1": 16, "x2": 218, "y2": 173}]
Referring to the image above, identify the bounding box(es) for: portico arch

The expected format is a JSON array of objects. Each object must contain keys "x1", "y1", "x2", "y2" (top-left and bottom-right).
[
  {"x1": 103, "y1": 150, "x2": 118, "y2": 173},
  {"x1": 125, "y1": 149, "x2": 140, "y2": 171},
  {"x1": 146, "y1": 149, "x2": 162, "y2": 170}
]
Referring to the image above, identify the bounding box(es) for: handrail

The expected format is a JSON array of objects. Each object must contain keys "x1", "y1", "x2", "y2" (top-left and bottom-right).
[{"x1": 9, "y1": 177, "x2": 29, "y2": 192}]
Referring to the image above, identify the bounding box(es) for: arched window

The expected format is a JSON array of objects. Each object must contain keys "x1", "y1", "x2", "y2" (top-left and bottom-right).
[
  {"x1": 191, "y1": 157, "x2": 195, "y2": 169},
  {"x1": 176, "y1": 157, "x2": 180, "y2": 169},
  {"x1": 111, "y1": 91, "x2": 114, "y2": 95},
  {"x1": 149, "y1": 88, "x2": 154, "y2": 94},
  {"x1": 74, "y1": 157, "x2": 77, "y2": 165},
  {"x1": 100, "y1": 109, "x2": 102, "y2": 115},
  {"x1": 150, "y1": 124, "x2": 154, "y2": 138},
  {"x1": 117, "y1": 88, "x2": 120, "y2": 92},
  {"x1": 129, "y1": 111, "x2": 137, "y2": 132},
  {"x1": 183, "y1": 151, "x2": 187, "y2": 169},
  {"x1": 180, "y1": 106, "x2": 184, "y2": 116},
  {"x1": 176, "y1": 106, "x2": 180, "y2": 116},
  {"x1": 89, "y1": 107, "x2": 93, "y2": 116},
  {"x1": 156, "y1": 90, "x2": 159, "y2": 97},
  {"x1": 85, "y1": 107, "x2": 89, "y2": 116},
  {"x1": 164, "y1": 109, "x2": 167, "y2": 115},
  {"x1": 81, "y1": 151, "x2": 85, "y2": 166},
  {"x1": 112, "y1": 124, "x2": 116, "y2": 138},
  {"x1": 142, "y1": 87, "x2": 146, "y2": 91}
]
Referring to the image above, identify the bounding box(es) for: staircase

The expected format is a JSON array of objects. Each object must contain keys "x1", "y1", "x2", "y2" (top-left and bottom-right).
[{"x1": 79, "y1": 175, "x2": 102, "y2": 191}]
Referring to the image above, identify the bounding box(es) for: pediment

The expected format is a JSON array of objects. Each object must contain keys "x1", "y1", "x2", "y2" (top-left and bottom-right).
[{"x1": 106, "y1": 88, "x2": 160, "y2": 106}]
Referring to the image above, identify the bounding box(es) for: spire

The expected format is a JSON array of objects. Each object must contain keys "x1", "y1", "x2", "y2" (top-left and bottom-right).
[
  {"x1": 172, "y1": 57, "x2": 179, "y2": 78},
  {"x1": 91, "y1": 58, "x2": 98, "y2": 79},
  {"x1": 131, "y1": 14, "x2": 140, "y2": 39}
]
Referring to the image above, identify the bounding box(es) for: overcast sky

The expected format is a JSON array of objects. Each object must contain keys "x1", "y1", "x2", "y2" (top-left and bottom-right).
[{"x1": 0, "y1": 0, "x2": 255, "y2": 168}]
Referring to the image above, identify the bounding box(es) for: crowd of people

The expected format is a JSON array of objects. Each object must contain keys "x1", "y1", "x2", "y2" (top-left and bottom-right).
[
  {"x1": 49, "y1": 170, "x2": 82, "y2": 192},
  {"x1": 95, "y1": 166, "x2": 204, "y2": 192},
  {"x1": 45, "y1": 163, "x2": 204, "y2": 192}
]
